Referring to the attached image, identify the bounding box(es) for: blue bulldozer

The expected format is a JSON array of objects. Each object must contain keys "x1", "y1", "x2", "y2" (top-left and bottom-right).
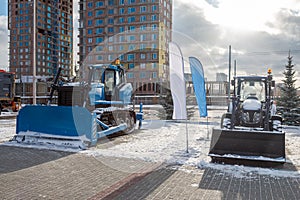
[{"x1": 12, "y1": 60, "x2": 143, "y2": 150}]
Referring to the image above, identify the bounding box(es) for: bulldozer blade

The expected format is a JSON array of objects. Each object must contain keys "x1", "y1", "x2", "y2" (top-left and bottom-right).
[
  {"x1": 14, "y1": 105, "x2": 96, "y2": 149},
  {"x1": 209, "y1": 128, "x2": 286, "y2": 163}
]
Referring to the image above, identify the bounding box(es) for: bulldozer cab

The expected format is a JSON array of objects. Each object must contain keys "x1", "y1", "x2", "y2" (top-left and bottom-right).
[{"x1": 101, "y1": 65, "x2": 126, "y2": 101}]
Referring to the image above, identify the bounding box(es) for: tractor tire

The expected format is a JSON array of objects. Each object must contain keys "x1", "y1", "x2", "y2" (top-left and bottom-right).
[{"x1": 221, "y1": 113, "x2": 231, "y2": 129}]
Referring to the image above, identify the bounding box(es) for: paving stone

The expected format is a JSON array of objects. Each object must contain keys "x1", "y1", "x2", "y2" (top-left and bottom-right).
[{"x1": 0, "y1": 146, "x2": 300, "y2": 200}]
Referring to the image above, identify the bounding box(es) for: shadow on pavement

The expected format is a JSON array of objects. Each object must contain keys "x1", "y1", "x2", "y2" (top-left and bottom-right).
[
  {"x1": 198, "y1": 162, "x2": 300, "y2": 199},
  {"x1": 98, "y1": 167, "x2": 176, "y2": 200},
  {"x1": 0, "y1": 146, "x2": 73, "y2": 174}
]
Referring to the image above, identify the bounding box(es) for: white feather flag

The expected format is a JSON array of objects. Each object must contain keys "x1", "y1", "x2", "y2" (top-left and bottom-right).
[{"x1": 169, "y1": 42, "x2": 187, "y2": 120}]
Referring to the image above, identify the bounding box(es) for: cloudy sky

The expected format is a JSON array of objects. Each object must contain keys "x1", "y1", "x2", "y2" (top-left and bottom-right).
[{"x1": 0, "y1": 0, "x2": 299, "y2": 85}]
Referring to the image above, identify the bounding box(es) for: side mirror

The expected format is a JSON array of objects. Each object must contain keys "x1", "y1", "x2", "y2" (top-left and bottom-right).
[{"x1": 231, "y1": 80, "x2": 235, "y2": 86}]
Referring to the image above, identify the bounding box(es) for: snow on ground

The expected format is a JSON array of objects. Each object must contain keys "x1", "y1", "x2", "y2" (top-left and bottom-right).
[
  {"x1": 1, "y1": 107, "x2": 300, "y2": 177},
  {"x1": 85, "y1": 120, "x2": 212, "y2": 164},
  {"x1": 284, "y1": 126, "x2": 300, "y2": 167},
  {"x1": 0, "y1": 118, "x2": 16, "y2": 143}
]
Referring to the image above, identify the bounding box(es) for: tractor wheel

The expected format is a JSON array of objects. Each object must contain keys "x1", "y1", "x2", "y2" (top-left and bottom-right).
[
  {"x1": 272, "y1": 119, "x2": 283, "y2": 132},
  {"x1": 221, "y1": 113, "x2": 231, "y2": 129}
]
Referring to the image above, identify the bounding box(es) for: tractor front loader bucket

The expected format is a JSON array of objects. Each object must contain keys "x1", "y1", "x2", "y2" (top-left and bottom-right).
[
  {"x1": 209, "y1": 128, "x2": 286, "y2": 164},
  {"x1": 12, "y1": 105, "x2": 97, "y2": 150}
]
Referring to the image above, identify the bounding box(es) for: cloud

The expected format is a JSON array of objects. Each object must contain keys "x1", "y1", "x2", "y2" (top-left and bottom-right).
[
  {"x1": 0, "y1": 16, "x2": 8, "y2": 70},
  {"x1": 173, "y1": 1, "x2": 300, "y2": 85},
  {"x1": 205, "y1": 0, "x2": 219, "y2": 8}
]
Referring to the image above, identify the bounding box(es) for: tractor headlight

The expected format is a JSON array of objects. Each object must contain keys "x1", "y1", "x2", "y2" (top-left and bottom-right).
[
  {"x1": 253, "y1": 112, "x2": 261, "y2": 123},
  {"x1": 242, "y1": 112, "x2": 249, "y2": 123}
]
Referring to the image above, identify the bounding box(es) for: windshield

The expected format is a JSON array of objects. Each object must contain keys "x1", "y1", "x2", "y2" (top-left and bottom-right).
[{"x1": 240, "y1": 80, "x2": 266, "y2": 102}]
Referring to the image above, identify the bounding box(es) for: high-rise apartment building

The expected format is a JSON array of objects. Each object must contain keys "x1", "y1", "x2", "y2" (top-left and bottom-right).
[
  {"x1": 8, "y1": 0, "x2": 73, "y2": 82},
  {"x1": 78, "y1": 0, "x2": 172, "y2": 95}
]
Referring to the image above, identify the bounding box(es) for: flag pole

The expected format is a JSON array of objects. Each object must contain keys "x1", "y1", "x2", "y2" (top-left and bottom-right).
[
  {"x1": 206, "y1": 117, "x2": 209, "y2": 139},
  {"x1": 186, "y1": 117, "x2": 188, "y2": 153}
]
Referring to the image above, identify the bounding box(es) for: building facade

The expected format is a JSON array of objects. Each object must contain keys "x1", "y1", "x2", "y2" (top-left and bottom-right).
[
  {"x1": 78, "y1": 0, "x2": 172, "y2": 95},
  {"x1": 8, "y1": 0, "x2": 73, "y2": 101}
]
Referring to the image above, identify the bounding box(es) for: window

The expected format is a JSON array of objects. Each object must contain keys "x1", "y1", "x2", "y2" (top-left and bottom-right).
[
  {"x1": 152, "y1": 43, "x2": 157, "y2": 50},
  {"x1": 127, "y1": 54, "x2": 134, "y2": 61},
  {"x1": 151, "y1": 15, "x2": 157, "y2": 21},
  {"x1": 128, "y1": 64, "x2": 134, "y2": 69},
  {"x1": 127, "y1": 72, "x2": 134, "y2": 78},
  {"x1": 152, "y1": 34, "x2": 157, "y2": 40},
  {"x1": 140, "y1": 25, "x2": 147, "y2": 31},
  {"x1": 129, "y1": 0, "x2": 136, "y2": 4},
  {"x1": 88, "y1": 20, "x2": 93, "y2": 26},
  {"x1": 108, "y1": 9, "x2": 114, "y2": 14},
  {"x1": 140, "y1": 63, "x2": 146, "y2": 69},
  {"x1": 140, "y1": 53, "x2": 146, "y2": 59},
  {"x1": 96, "y1": 10, "x2": 104, "y2": 16},
  {"x1": 140, "y1": 6, "x2": 146, "y2": 13},
  {"x1": 96, "y1": 1, "x2": 104, "y2": 7},
  {"x1": 140, "y1": 43, "x2": 146, "y2": 50},
  {"x1": 87, "y1": 29, "x2": 93, "y2": 34},
  {"x1": 108, "y1": 27, "x2": 114, "y2": 33},
  {"x1": 152, "y1": 24, "x2": 157, "y2": 30},
  {"x1": 108, "y1": 18, "x2": 114, "y2": 24},
  {"x1": 96, "y1": 46, "x2": 103, "y2": 52},
  {"x1": 108, "y1": 0, "x2": 114, "y2": 6},
  {"x1": 96, "y1": 28, "x2": 104, "y2": 34},
  {"x1": 128, "y1": 7, "x2": 136, "y2": 14},
  {"x1": 129, "y1": 26, "x2": 135, "y2": 32},
  {"x1": 128, "y1": 16, "x2": 135, "y2": 23},
  {"x1": 119, "y1": 35, "x2": 125, "y2": 42},
  {"x1": 140, "y1": 34, "x2": 146, "y2": 41},
  {"x1": 140, "y1": 15, "x2": 146, "y2": 22},
  {"x1": 152, "y1": 53, "x2": 157, "y2": 59},
  {"x1": 88, "y1": 38, "x2": 93, "y2": 43},
  {"x1": 119, "y1": 8, "x2": 125, "y2": 15},
  {"x1": 152, "y1": 5, "x2": 157, "y2": 11},
  {"x1": 152, "y1": 72, "x2": 157, "y2": 78},
  {"x1": 128, "y1": 35, "x2": 136, "y2": 41},
  {"x1": 119, "y1": 17, "x2": 124, "y2": 23},
  {"x1": 119, "y1": 26, "x2": 125, "y2": 32},
  {"x1": 108, "y1": 54, "x2": 113, "y2": 61},
  {"x1": 88, "y1": 11, "x2": 93, "y2": 17},
  {"x1": 119, "y1": 0, "x2": 124, "y2": 5},
  {"x1": 96, "y1": 37, "x2": 104, "y2": 43},
  {"x1": 87, "y1": 2, "x2": 93, "y2": 8},
  {"x1": 96, "y1": 19, "x2": 103, "y2": 26},
  {"x1": 129, "y1": 44, "x2": 135, "y2": 50},
  {"x1": 140, "y1": 72, "x2": 146, "y2": 78}
]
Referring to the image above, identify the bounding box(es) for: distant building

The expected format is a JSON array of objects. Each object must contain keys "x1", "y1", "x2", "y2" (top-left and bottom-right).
[
  {"x1": 216, "y1": 73, "x2": 227, "y2": 82},
  {"x1": 8, "y1": 0, "x2": 73, "y2": 103},
  {"x1": 78, "y1": 0, "x2": 172, "y2": 95}
]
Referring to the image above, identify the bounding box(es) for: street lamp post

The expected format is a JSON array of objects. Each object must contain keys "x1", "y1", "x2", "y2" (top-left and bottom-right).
[{"x1": 32, "y1": 0, "x2": 37, "y2": 104}]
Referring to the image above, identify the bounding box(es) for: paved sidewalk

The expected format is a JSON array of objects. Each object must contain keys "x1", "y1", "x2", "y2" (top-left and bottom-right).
[{"x1": 0, "y1": 146, "x2": 300, "y2": 200}]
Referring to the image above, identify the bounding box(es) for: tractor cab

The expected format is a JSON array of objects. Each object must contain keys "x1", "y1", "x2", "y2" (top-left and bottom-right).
[{"x1": 239, "y1": 79, "x2": 266, "y2": 102}]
